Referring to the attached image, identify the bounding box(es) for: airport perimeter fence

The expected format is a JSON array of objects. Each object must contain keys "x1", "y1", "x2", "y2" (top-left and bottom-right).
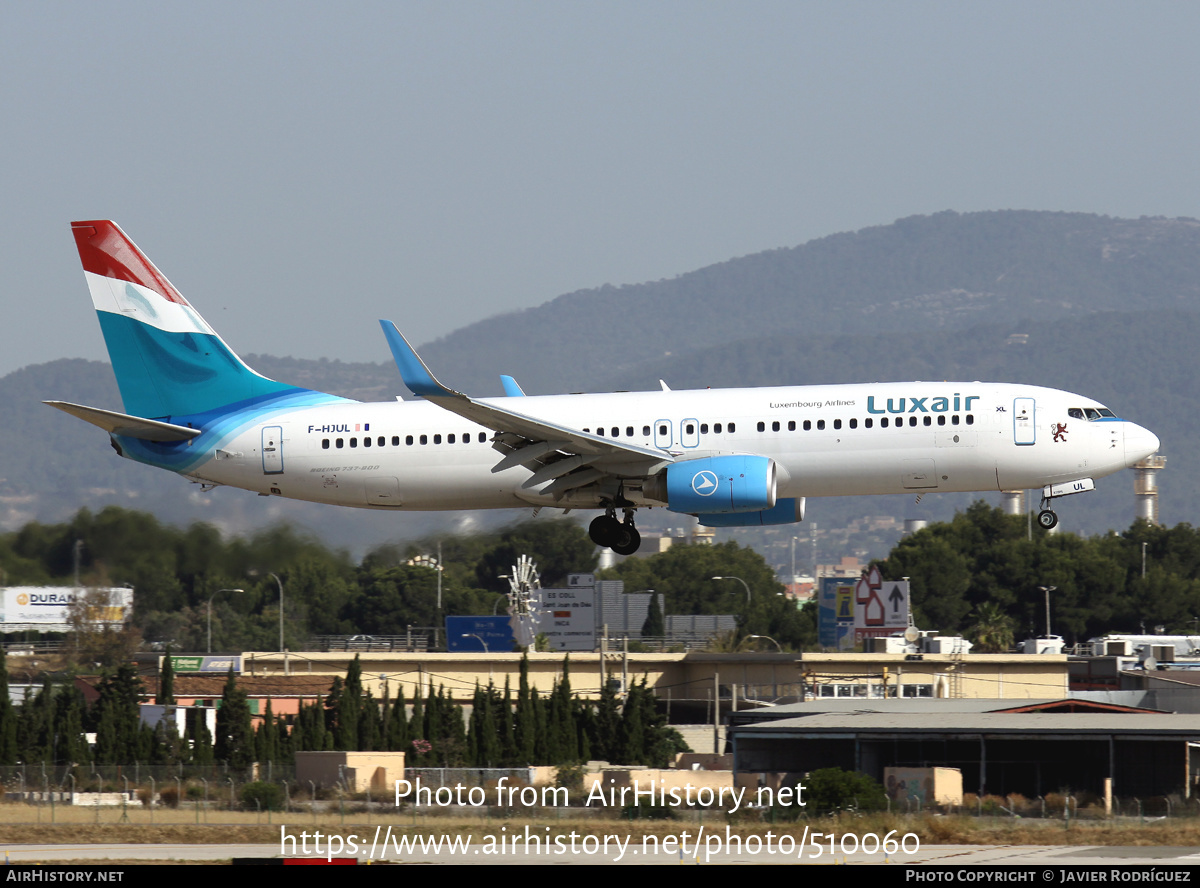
[{"x1": 3, "y1": 762, "x2": 1200, "y2": 826}]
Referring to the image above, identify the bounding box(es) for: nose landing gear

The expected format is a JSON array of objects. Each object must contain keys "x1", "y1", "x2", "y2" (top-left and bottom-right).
[
  {"x1": 588, "y1": 507, "x2": 642, "y2": 555},
  {"x1": 1032, "y1": 478, "x2": 1097, "y2": 532}
]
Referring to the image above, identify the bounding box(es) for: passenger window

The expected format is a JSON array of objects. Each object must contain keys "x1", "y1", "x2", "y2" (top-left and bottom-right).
[
  {"x1": 714, "y1": 423, "x2": 722, "y2": 434},
  {"x1": 406, "y1": 435, "x2": 413, "y2": 445},
  {"x1": 788, "y1": 420, "x2": 795, "y2": 431},
  {"x1": 642, "y1": 425, "x2": 651, "y2": 436},
  {"x1": 350, "y1": 438, "x2": 358, "y2": 448},
  {"x1": 420, "y1": 435, "x2": 428, "y2": 445},
  {"x1": 658, "y1": 424, "x2": 667, "y2": 436},
  {"x1": 728, "y1": 422, "x2": 736, "y2": 433},
  {"x1": 909, "y1": 417, "x2": 917, "y2": 427},
  {"x1": 392, "y1": 436, "x2": 400, "y2": 446},
  {"x1": 952, "y1": 415, "x2": 960, "y2": 426},
  {"x1": 700, "y1": 424, "x2": 709, "y2": 434},
  {"x1": 611, "y1": 427, "x2": 619, "y2": 437},
  {"x1": 772, "y1": 421, "x2": 780, "y2": 432},
  {"x1": 626, "y1": 426, "x2": 634, "y2": 437},
  {"x1": 849, "y1": 418, "x2": 857, "y2": 429},
  {"x1": 448, "y1": 433, "x2": 456, "y2": 444},
  {"x1": 817, "y1": 420, "x2": 825, "y2": 431},
  {"x1": 833, "y1": 419, "x2": 842, "y2": 430},
  {"x1": 881, "y1": 418, "x2": 889, "y2": 428},
  {"x1": 923, "y1": 416, "x2": 931, "y2": 426},
  {"x1": 966, "y1": 415, "x2": 974, "y2": 425},
  {"x1": 597, "y1": 427, "x2": 605, "y2": 436},
  {"x1": 937, "y1": 415, "x2": 945, "y2": 426},
  {"x1": 804, "y1": 420, "x2": 811, "y2": 431},
  {"x1": 363, "y1": 437, "x2": 372, "y2": 447},
  {"x1": 757, "y1": 421, "x2": 765, "y2": 432},
  {"x1": 463, "y1": 435, "x2": 470, "y2": 444},
  {"x1": 865, "y1": 418, "x2": 873, "y2": 428},
  {"x1": 434, "y1": 434, "x2": 442, "y2": 444},
  {"x1": 322, "y1": 439, "x2": 329, "y2": 449},
  {"x1": 686, "y1": 423, "x2": 695, "y2": 435},
  {"x1": 478, "y1": 432, "x2": 486, "y2": 443}
]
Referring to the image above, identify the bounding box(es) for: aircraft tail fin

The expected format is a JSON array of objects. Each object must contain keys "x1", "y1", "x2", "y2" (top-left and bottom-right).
[{"x1": 71, "y1": 221, "x2": 331, "y2": 420}]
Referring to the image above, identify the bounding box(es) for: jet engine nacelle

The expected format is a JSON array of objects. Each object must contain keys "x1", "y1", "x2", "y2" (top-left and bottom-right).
[
  {"x1": 699, "y1": 497, "x2": 805, "y2": 527},
  {"x1": 660, "y1": 455, "x2": 777, "y2": 514}
]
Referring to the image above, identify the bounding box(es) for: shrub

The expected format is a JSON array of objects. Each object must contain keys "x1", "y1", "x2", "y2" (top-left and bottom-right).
[
  {"x1": 241, "y1": 781, "x2": 285, "y2": 812},
  {"x1": 803, "y1": 768, "x2": 888, "y2": 813}
]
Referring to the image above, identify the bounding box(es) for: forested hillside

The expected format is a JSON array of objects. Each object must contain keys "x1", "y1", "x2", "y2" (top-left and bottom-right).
[{"x1": 420, "y1": 211, "x2": 1200, "y2": 395}]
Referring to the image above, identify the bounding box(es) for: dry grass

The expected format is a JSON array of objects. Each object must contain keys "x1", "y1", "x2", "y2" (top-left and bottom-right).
[{"x1": 0, "y1": 803, "x2": 1198, "y2": 847}]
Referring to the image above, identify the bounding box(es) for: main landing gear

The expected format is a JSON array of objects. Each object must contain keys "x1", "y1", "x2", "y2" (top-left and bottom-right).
[{"x1": 589, "y1": 507, "x2": 641, "y2": 555}]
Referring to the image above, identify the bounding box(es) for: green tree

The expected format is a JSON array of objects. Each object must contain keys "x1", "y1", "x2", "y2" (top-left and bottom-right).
[
  {"x1": 966, "y1": 602, "x2": 1016, "y2": 653},
  {"x1": 641, "y1": 594, "x2": 664, "y2": 638},
  {"x1": 214, "y1": 668, "x2": 254, "y2": 770},
  {"x1": 804, "y1": 767, "x2": 887, "y2": 812}
]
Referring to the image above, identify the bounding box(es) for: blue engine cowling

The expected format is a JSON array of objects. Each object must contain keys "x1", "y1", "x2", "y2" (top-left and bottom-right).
[
  {"x1": 663, "y1": 455, "x2": 777, "y2": 514},
  {"x1": 699, "y1": 497, "x2": 805, "y2": 527}
]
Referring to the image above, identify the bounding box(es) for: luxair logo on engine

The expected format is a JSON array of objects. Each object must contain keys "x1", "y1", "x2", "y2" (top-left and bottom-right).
[{"x1": 691, "y1": 470, "x2": 719, "y2": 496}]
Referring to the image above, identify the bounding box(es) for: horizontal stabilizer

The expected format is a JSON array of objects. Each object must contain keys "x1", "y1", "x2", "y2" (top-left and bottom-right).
[{"x1": 44, "y1": 401, "x2": 201, "y2": 442}]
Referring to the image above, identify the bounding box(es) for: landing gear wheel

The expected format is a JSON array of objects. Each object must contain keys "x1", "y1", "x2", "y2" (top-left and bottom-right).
[
  {"x1": 1037, "y1": 509, "x2": 1058, "y2": 530},
  {"x1": 589, "y1": 514, "x2": 622, "y2": 547},
  {"x1": 611, "y1": 524, "x2": 641, "y2": 556}
]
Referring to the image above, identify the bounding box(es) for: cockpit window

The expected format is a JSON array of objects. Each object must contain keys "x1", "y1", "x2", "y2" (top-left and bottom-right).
[
  {"x1": 1068, "y1": 408, "x2": 1084, "y2": 420},
  {"x1": 1085, "y1": 408, "x2": 1101, "y2": 421},
  {"x1": 1097, "y1": 408, "x2": 1116, "y2": 418}
]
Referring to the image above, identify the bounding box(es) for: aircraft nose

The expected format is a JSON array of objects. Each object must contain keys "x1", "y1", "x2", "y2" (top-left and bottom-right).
[{"x1": 1124, "y1": 422, "x2": 1160, "y2": 468}]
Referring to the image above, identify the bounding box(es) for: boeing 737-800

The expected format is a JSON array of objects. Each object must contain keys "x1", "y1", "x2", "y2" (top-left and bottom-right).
[{"x1": 48, "y1": 221, "x2": 1160, "y2": 554}]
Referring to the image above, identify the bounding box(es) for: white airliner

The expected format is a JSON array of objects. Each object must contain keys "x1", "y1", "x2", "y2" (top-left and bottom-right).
[{"x1": 48, "y1": 221, "x2": 1160, "y2": 554}]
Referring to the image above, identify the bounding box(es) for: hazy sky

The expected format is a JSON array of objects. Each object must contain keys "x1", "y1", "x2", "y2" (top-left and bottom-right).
[{"x1": 4, "y1": 1, "x2": 1199, "y2": 379}]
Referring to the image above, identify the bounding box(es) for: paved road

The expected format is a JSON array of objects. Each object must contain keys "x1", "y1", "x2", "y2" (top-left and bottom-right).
[{"x1": 4, "y1": 842, "x2": 1200, "y2": 865}]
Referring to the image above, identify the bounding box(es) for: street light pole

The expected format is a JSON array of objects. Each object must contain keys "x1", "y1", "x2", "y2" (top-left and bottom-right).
[
  {"x1": 1038, "y1": 585, "x2": 1057, "y2": 637},
  {"x1": 711, "y1": 576, "x2": 751, "y2": 604},
  {"x1": 207, "y1": 588, "x2": 243, "y2": 654}
]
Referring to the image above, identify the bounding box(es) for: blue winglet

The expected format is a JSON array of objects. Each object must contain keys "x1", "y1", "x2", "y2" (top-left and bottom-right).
[
  {"x1": 379, "y1": 321, "x2": 455, "y2": 398},
  {"x1": 500, "y1": 375, "x2": 526, "y2": 397}
]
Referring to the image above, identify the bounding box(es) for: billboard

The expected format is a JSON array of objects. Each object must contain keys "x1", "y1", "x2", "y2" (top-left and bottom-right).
[
  {"x1": 1, "y1": 587, "x2": 133, "y2": 631},
  {"x1": 853, "y1": 566, "x2": 910, "y2": 644},
  {"x1": 170, "y1": 655, "x2": 243, "y2": 674},
  {"x1": 817, "y1": 577, "x2": 856, "y2": 650}
]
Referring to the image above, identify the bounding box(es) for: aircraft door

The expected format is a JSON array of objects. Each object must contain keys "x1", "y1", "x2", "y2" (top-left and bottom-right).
[
  {"x1": 654, "y1": 419, "x2": 673, "y2": 450},
  {"x1": 261, "y1": 426, "x2": 284, "y2": 474},
  {"x1": 1013, "y1": 398, "x2": 1036, "y2": 445},
  {"x1": 680, "y1": 418, "x2": 699, "y2": 448}
]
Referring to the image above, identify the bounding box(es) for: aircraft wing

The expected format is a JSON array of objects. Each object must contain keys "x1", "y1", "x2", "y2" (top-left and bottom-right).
[{"x1": 379, "y1": 322, "x2": 673, "y2": 491}]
